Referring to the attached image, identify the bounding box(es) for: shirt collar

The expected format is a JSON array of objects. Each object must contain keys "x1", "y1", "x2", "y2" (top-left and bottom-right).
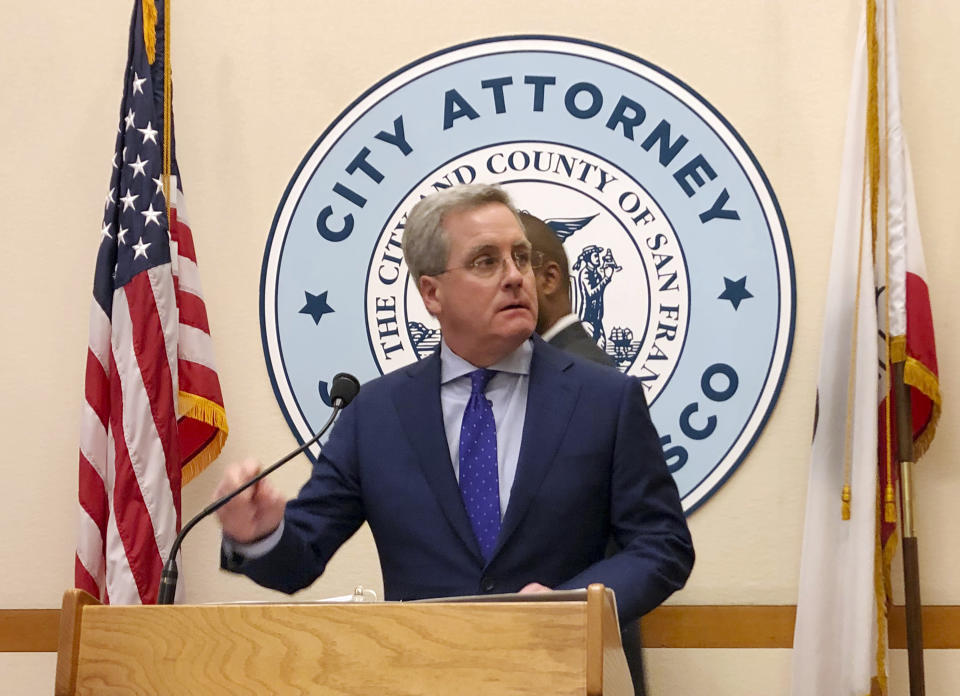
[
  {"x1": 440, "y1": 338, "x2": 533, "y2": 385},
  {"x1": 539, "y1": 313, "x2": 580, "y2": 342}
]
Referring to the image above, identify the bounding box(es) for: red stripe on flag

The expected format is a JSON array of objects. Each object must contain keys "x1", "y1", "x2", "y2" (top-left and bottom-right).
[
  {"x1": 108, "y1": 350, "x2": 163, "y2": 605},
  {"x1": 124, "y1": 274, "x2": 182, "y2": 511},
  {"x1": 78, "y1": 452, "x2": 108, "y2": 540},
  {"x1": 170, "y1": 212, "x2": 197, "y2": 263},
  {"x1": 177, "y1": 288, "x2": 211, "y2": 333},
  {"x1": 179, "y1": 358, "x2": 225, "y2": 407},
  {"x1": 84, "y1": 349, "x2": 110, "y2": 428},
  {"x1": 75, "y1": 555, "x2": 100, "y2": 598}
]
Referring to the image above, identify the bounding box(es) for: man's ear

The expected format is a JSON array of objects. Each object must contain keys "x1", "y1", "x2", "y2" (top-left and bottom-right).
[
  {"x1": 418, "y1": 275, "x2": 442, "y2": 317},
  {"x1": 540, "y1": 261, "x2": 563, "y2": 296}
]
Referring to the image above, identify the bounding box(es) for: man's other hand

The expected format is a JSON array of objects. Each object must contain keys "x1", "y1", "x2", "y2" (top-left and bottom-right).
[{"x1": 518, "y1": 582, "x2": 552, "y2": 594}]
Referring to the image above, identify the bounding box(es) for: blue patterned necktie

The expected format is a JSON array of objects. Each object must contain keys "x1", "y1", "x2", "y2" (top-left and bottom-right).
[{"x1": 459, "y1": 368, "x2": 501, "y2": 561}]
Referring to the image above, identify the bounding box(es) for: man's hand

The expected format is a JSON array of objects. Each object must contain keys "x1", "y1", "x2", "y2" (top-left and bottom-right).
[
  {"x1": 213, "y1": 458, "x2": 287, "y2": 544},
  {"x1": 518, "y1": 582, "x2": 552, "y2": 594}
]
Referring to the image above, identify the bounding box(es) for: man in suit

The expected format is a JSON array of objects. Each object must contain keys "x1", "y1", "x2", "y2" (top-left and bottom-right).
[
  {"x1": 214, "y1": 184, "x2": 693, "y2": 630},
  {"x1": 520, "y1": 211, "x2": 616, "y2": 368}
]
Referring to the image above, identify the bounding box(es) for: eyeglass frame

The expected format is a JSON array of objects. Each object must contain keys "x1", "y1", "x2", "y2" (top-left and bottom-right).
[{"x1": 426, "y1": 247, "x2": 544, "y2": 279}]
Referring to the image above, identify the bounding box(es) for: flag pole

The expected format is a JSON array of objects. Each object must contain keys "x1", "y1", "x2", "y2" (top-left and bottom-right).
[
  {"x1": 162, "y1": 0, "x2": 172, "y2": 218},
  {"x1": 892, "y1": 361, "x2": 925, "y2": 696}
]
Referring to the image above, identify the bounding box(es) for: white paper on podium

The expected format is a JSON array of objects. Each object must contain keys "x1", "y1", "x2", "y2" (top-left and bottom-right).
[{"x1": 207, "y1": 585, "x2": 378, "y2": 605}]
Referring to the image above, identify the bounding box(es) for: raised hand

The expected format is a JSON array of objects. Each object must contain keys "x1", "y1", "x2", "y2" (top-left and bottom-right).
[{"x1": 213, "y1": 458, "x2": 287, "y2": 544}]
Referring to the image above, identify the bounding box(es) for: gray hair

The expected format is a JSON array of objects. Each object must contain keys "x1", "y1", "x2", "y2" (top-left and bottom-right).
[{"x1": 402, "y1": 184, "x2": 521, "y2": 280}]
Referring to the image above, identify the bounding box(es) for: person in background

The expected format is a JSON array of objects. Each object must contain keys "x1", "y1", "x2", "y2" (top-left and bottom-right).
[
  {"x1": 520, "y1": 211, "x2": 616, "y2": 368},
  {"x1": 522, "y1": 210, "x2": 650, "y2": 695}
]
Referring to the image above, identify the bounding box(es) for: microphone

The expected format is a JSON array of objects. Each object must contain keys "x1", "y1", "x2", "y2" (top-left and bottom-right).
[{"x1": 156, "y1": 372, "x2": 360, "y2": 605}]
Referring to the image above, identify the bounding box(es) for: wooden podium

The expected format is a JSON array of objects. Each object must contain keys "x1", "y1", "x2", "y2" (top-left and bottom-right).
[{"x1": 55, "y1": 583, "x2": 632, "y2": 695}]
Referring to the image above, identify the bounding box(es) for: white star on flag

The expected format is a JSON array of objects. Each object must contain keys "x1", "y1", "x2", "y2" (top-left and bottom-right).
[
  {"x1": 120, "y1": 189, "x2": 139, "y2": 211},
  {"x1": 128, "y1": 155, "x2": 148, "y2": 177},
  {"x1": 138, "y1": 122, "x2": 158, "y2": 145},
  {"x1": 132, "y1": 236, "x2": 151, "y2": 259},
  {"x1": 141, "y1": 204, "x2": 162, "y2": 226}
]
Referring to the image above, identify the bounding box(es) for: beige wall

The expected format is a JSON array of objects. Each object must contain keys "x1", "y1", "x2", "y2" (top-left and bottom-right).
[{"x1": 1, "y1": 1, "x2": 958, "y2": 693}]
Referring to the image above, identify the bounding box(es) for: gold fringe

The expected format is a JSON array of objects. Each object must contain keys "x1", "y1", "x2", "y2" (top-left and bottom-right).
[
  {"x1": 881, "y1": 527, "x2": 897, "y2": 605},
  {"x1": 903, "y1": 356, "x2": 942, "y2": 406},
  {"x1": 888, "y1": 335, "x2": 906, "y2": 362},
  {"x1": 902, "y1": 356, "x2": 942, "y2": 459},
  {"x1": 874, "y1": 476, "x2": 896, "y2": 696},
  {"x1": 865, "y1": 0, "x2": 880, "y2": 249},
  {"x1": 179, "y1": 392, "x2": 229, "y2": 432},
  {"x1": 883, "y1": 483, "x2": 896, "y2": 523},
  {"x1": 868, "y1": 3, "x2": 889, "y2": 692},
  {"x1": 182, "y1": 429, "x2": 228, "y2": 485},
  {"x1": 178, "y1": 392, "x2": 229, "y2": 486},
  {"x1": 913, "y1": 401, "x2": 941, "y2": 460},
  {"x1": 887, "y1": 337, "x2": 941, "y2": 459},
  {"x1": 876, "y1": 529, "x2": 898, "y2": 696},
  {"x1": 842, "y1": 484, "x2": 852, "y2": 521},
  {"x1": 141, "y1": 0, "x2": 157, "y2": 64}
]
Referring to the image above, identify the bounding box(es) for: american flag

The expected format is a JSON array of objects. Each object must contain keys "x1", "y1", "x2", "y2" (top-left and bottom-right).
[{"x1": 76, "y1": 0, "x2": 228, "y2": 605}]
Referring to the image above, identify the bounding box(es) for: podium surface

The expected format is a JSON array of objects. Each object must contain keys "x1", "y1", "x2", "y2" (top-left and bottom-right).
[{"x1": 56, "y1": 583, "x2": 631, "y2": 695}]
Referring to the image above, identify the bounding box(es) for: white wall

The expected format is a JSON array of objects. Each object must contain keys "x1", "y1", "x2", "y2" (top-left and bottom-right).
[{"x1": 1, "y1": 1, "x2": 958, "y2": 693}]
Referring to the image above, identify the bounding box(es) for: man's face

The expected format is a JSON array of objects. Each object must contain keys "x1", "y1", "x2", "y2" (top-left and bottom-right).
[{"x1": 418, "y1": 202, "x2": 538, "y2": 366}]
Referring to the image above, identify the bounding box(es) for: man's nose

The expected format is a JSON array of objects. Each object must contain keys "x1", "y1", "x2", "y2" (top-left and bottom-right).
[{"x1": 501, "y1": 255, "x2": 525, "y2": 285}]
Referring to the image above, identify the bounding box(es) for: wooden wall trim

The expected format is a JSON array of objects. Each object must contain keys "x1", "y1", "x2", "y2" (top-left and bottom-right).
[
  {"x1": 642, "y1": 605, "x2": 798, "y2": 649},
  {"x1": 888, "y1": 605, "x2": 960, "y2": 650},
  {"x1": 0, "y1": 609, "x2": 60, "y2": 652},
  {"x1": 642, "y1": 605, "x2": 960, "y2": 649},
  {"x1": 3, "y1": 605, "x2": 959, "y2": 652}
]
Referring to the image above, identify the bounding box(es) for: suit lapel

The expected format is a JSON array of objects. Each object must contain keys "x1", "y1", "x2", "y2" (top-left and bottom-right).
[
  {"x1": 496, "y1": 338, "x2": 580, "y2": 555},
  {"x1": 392, "y1": 353, "x2": 483, "y2": 562}
]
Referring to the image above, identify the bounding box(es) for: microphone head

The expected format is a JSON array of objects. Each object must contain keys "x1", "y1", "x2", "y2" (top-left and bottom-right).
[{"x1": 329, "y1": 373, "x2": 361, "y2": 407}]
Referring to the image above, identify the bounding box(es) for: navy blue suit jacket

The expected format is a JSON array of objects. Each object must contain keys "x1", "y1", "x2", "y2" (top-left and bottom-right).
[{"x1": 226, "y1": 336, "x2": 693, "y2": 624}]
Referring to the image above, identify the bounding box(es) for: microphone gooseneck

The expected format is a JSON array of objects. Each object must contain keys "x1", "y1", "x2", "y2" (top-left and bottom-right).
[{"x1": 156, "y1": 373, "x2": 360, "y2": 605}]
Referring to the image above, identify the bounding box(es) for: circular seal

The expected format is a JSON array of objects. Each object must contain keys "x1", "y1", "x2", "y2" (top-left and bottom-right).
[{"x1": 261, "y1": 36, "x2": 795, "y2": 513}]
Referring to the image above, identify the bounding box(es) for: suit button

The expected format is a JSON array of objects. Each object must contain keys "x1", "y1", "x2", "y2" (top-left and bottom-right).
[{"x1": 481, "y1": 576, "x2": 496, "y2": 593}]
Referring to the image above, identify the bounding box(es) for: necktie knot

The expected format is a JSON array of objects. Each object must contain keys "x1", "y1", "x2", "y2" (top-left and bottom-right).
[{"x1": 469, "y1": 368, "x2": 496, "y2": 395}]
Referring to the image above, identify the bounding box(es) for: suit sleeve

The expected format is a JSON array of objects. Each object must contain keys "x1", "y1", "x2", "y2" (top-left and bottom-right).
[
  {"x1": 220, "y1": 400, "x2": 366, "y2": 594},
  {"x1": 555, "y1": 376, "x2": 694, "y2": 622}
]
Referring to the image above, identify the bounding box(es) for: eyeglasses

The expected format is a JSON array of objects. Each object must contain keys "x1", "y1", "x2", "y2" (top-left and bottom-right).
[{"x1": 432, "y1": 248, "x2": 544, "y2": 279}]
